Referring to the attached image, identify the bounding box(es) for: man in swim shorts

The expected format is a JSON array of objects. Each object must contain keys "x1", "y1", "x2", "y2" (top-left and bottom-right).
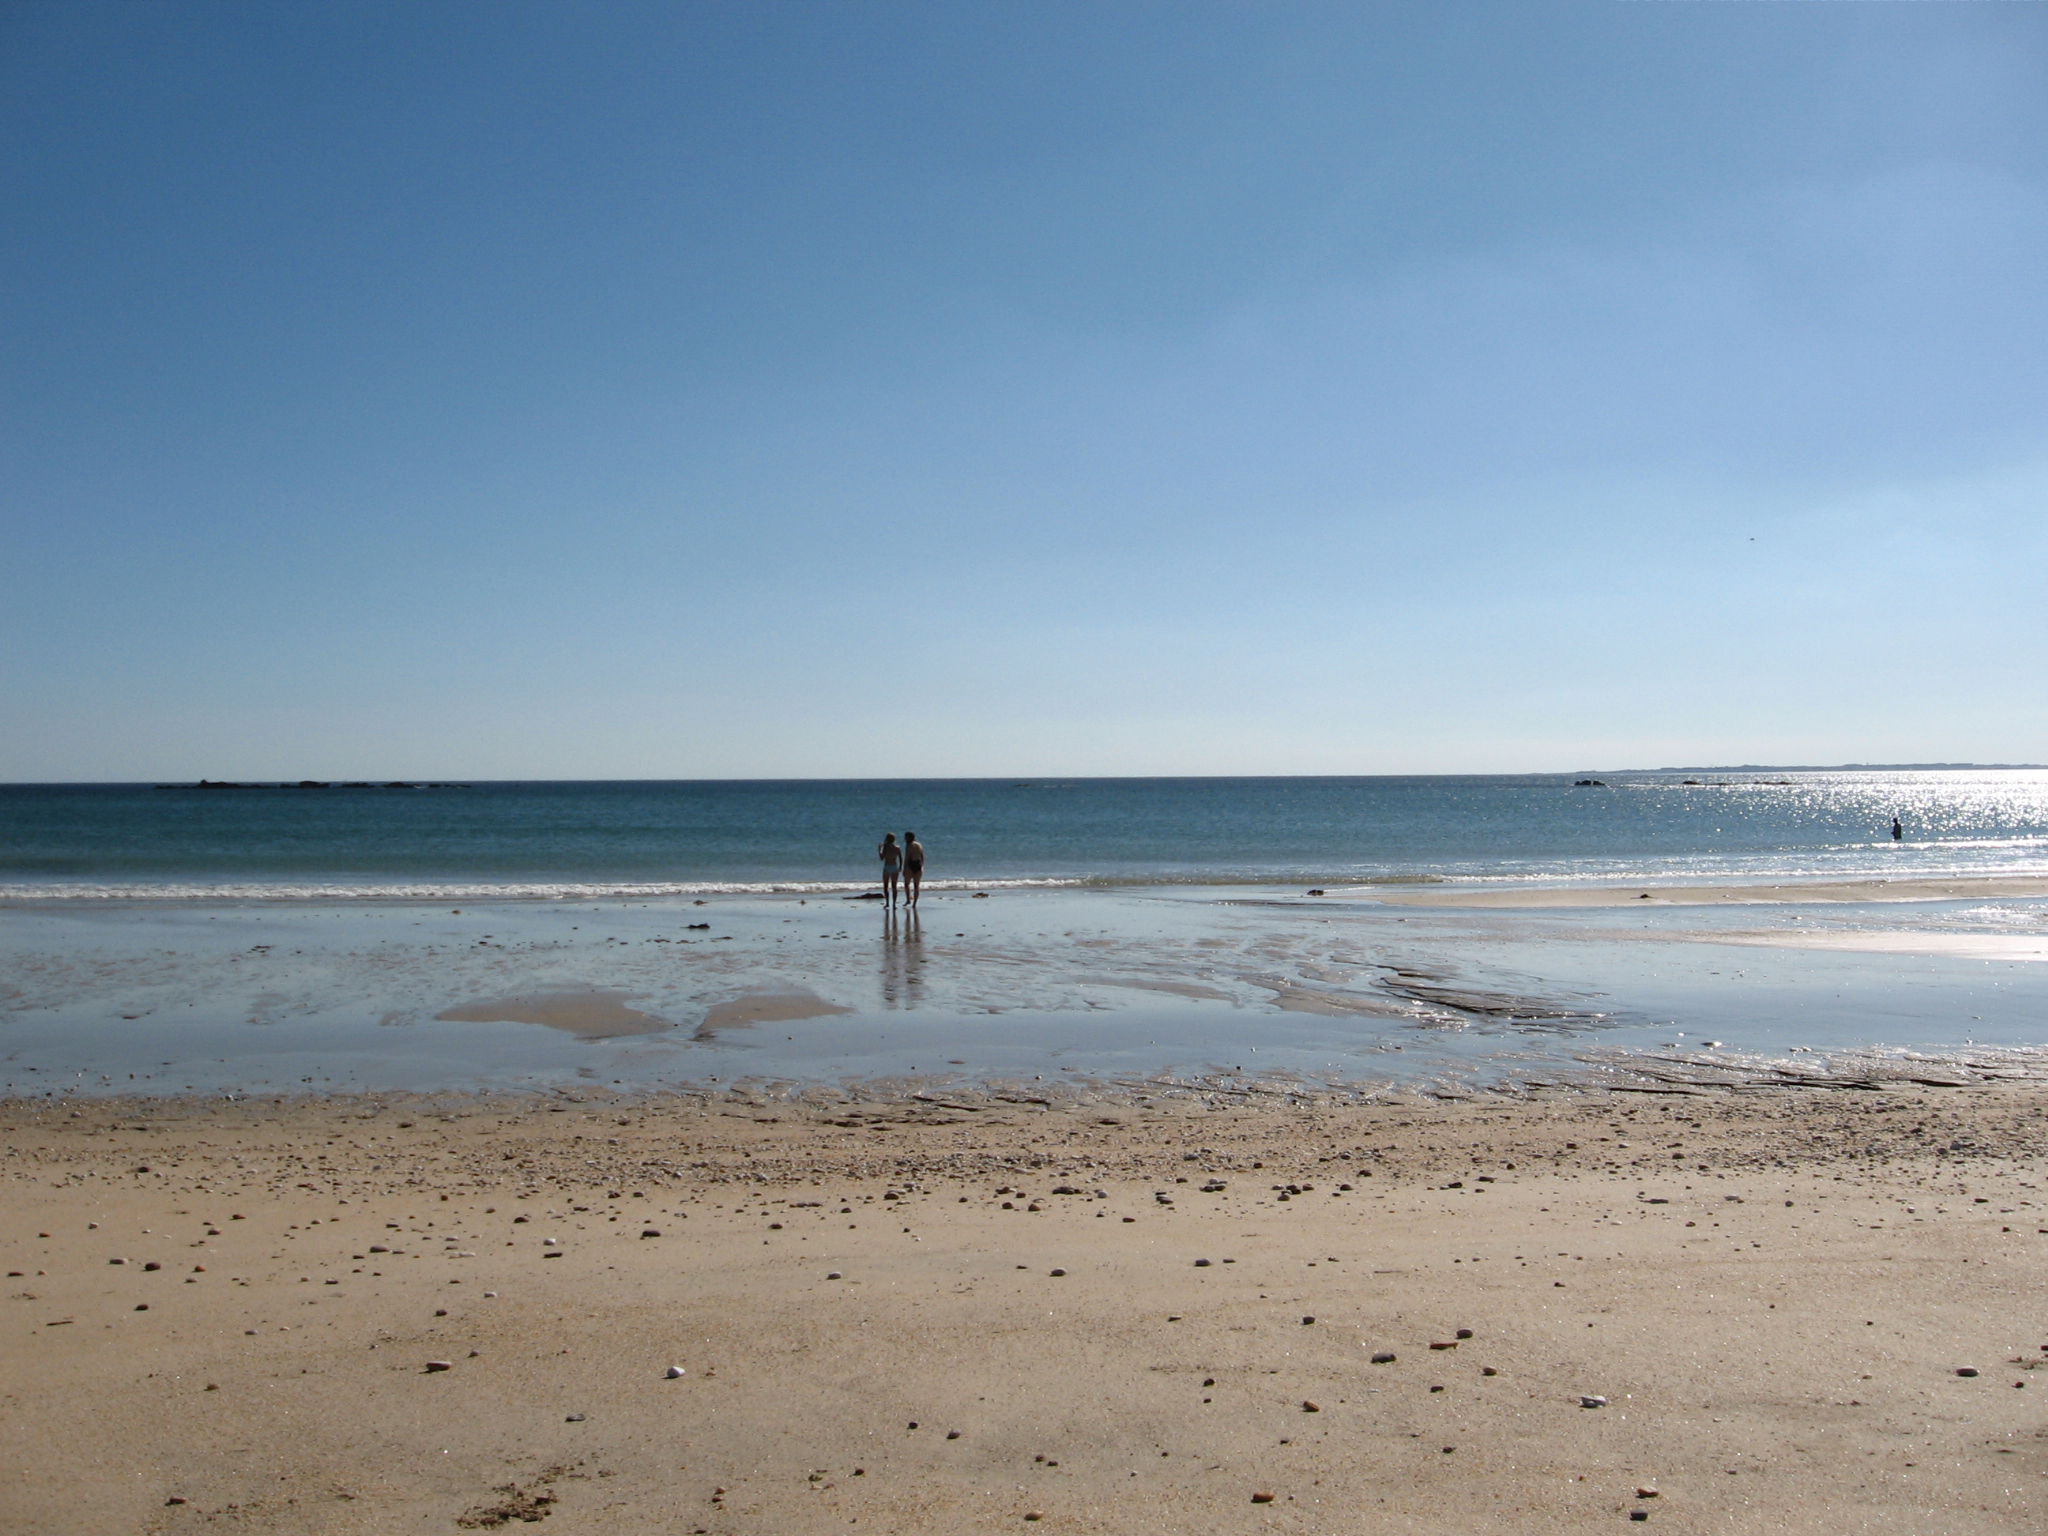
[{"x1": 902, "y1": 831, "x2": 925, "y2": 907}]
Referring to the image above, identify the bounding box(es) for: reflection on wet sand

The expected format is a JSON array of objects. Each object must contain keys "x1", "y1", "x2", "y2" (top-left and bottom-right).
[
  {"x1": 1698, "y1": 929, "x2": 2048, "y2": 961},
  {"x1": 435, "y1": 989, "x2": 672, "y2": 1039},
  {"x1": 1359, "y1": 875, "x2": 2048, "y2": 909},
  {"x1": 880, "y1": 903, "x2": 926, "y2": 1009}
]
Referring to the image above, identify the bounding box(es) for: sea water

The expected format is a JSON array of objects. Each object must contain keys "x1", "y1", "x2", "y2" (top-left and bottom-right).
[{"x1": 5, "y1": 770, "x2": 2048, "y2": 901}]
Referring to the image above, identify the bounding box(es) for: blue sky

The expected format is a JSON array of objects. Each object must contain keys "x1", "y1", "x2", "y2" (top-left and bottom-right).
[{"x1": 4, "y1": 0, "x2": 2044, "y2": 778}]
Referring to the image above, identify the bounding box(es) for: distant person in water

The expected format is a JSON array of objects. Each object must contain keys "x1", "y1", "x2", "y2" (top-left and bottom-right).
[
  {"x1": 1892, "y1": 815, "x2": 1904, "y2": 841},
  {"x1": 878, "y1": 833, "x2": 902, "y2": 905},
  {"x1": 903, "y1": 831, "x2": 925, "y2": 906}
]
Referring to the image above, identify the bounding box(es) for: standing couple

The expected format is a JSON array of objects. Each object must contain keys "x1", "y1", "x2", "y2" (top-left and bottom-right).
[{"x1": 878, "y1": 831, "x2": 924, "y2": 906}]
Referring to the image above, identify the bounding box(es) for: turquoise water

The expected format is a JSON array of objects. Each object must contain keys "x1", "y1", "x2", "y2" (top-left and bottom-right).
[{"x1": 5, "y1": 771, "x2": 2048, "y2": 901}]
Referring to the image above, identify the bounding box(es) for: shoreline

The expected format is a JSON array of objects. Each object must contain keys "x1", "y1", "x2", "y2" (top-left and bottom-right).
[
  {"x1": 9, "y1": 869, "x2": 2048, "y2": 908},
  {"x1": 7, "y1": 1083, "x2": 2048, "y2": 1532}
]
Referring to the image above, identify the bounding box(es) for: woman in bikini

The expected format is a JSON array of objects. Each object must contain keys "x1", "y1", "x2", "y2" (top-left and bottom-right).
[{"x1": 878, "y1": 833, "x2": 903, "y2": 905}]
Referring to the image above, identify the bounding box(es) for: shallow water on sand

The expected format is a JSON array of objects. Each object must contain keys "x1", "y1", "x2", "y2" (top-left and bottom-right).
[{"x1": 3, "y1": 886, "x2": 2045, "y2": 1098}]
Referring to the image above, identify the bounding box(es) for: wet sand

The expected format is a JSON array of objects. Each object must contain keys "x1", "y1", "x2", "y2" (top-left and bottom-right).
[
  {"x1": 1703, "y1": 930, "x2": 2048, "y2": 963},
  {"x1": 7, "y1": 882, "x2": 2048, "y2": 1097},
  {"x1": 1357, "y1": 875, "x2": 2048, "y2": 908},
  {"x1": 7, "y1": 1084, "x2": 2048, "y2": 1533}
]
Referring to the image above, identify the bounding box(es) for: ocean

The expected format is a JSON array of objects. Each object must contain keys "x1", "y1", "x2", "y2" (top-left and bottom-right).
[{"x1": 5, "y1": 770, "x2": 2048, "y2": 902}]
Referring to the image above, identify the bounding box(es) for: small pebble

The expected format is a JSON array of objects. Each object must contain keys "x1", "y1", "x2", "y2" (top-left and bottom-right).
[
  {"x1": 424, "y1": 1361, "x2": 453, "y2": 1372},
  {"x1": 1370, "y1": 1352, "x2": 1397, "y2": 1364},
  {"x1": 1250, "y1": 1491, "x2": 1275, "y2": 1504},
  {"x1": 1301, "y1": 1400, "x2": 1320, "y2": 1413},
  {"x1": 1049, "y1": 1268, "x2": 1067, "y2": 1277},
  {"x1": 565, "y1": 1413, "x2": 586, "y2": 1422},
  {"x1": 1957, "y1": 1368, "x2": 1981, "y2": 1378},
  {"x1": 665, "y1": 1365, "x2": 687, "y2": 1379},
  {"x1": 827, "y1": 1272, "x2": 843, "y2": 1280},
  {"x1": 1581, "y1": 1395, "x2": 1608, "y2": 1408}
]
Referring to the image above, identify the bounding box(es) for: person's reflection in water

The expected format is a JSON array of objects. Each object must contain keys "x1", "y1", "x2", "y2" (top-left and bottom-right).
[
  {"x1": 881, "y1": 903, "x2": 902, "y2": 1008},
  {"x1": 901, "y1": 903, "x2": 925, "y2": 1008},
  {"x1": 880, "y1": 902, "x2": 925, "y2": 1010}
]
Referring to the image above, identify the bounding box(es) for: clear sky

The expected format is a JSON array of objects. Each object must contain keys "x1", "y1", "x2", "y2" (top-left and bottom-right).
[{"x1": 4, "y1": 0, "x2": 2044, "y2": 780}]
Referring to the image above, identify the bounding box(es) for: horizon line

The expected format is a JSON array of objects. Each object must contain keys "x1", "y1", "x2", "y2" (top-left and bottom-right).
[{"x1": 7, "y1": 762, "x2": 2047, "y2": 788}]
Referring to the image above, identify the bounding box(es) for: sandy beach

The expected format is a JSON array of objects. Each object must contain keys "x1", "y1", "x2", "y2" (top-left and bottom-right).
[
  {"x1": 7, "y1": 875, "x2": 2048, "y2": 1529},
  {"x1": 8, "y1": 1083, "x2": 2048, "y2": 1533}
]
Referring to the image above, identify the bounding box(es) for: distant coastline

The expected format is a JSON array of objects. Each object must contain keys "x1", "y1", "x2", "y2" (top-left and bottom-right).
[
  {"x1": 1582, "y1": 763, "x2": 2048, "y2": 775},
  {"x1": 150, "y1": 779, "x2": 471, "y2": 791}
]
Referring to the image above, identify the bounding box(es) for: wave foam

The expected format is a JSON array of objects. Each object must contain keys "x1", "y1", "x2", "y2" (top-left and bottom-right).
[{"x1": 6, "y1": 857, "x2": 2048, "y2": 905}]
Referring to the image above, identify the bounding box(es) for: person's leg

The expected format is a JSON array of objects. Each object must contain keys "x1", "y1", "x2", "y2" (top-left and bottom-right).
[{"x1": 907, "y1": 869, "x2": 920, "y2": 906}]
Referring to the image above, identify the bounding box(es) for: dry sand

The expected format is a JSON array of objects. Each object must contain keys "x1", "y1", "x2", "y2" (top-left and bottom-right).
[
  {"x1": 8, "y1": 1084, "x2": 2048, "y2": 1533},
  {"x1": 1352, "y1": 876, "x2": 2048, "y2": 909}
]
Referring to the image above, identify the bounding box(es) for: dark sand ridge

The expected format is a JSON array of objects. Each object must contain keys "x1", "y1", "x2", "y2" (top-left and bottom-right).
[{"x1": 6, "y1": 1082, "x2": 2048, "y2": 1533}]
